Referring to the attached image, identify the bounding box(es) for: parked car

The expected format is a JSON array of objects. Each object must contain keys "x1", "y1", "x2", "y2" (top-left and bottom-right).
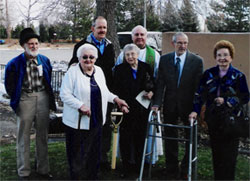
[
  {"x1": 0, "y1": 40, "x2": 5, "y2": 44},
  {"x1": 117, "y1": 31, "x2": 162, "y2": 54}
]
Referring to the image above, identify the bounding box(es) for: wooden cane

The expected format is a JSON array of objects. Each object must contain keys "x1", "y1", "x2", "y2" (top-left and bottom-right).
[{"x1": 111, "y1": 112, "x2": 123, "y2": 170}]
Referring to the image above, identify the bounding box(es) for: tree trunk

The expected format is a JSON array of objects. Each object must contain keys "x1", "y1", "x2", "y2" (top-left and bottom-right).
[
  {"x1": 5, "y1": 0, "x2": 11, "y2": 40},
  {"x1": 96, "y1": 0, "x2": 120, "y2": 59}
]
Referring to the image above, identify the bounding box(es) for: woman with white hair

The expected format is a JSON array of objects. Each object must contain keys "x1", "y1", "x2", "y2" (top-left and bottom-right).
[
  {"x1": 113, "y1": 43, "x2": 155, "y2": 178},
  {"x1": 60, "y1": 43, "x2": 129, "y2": 180}
]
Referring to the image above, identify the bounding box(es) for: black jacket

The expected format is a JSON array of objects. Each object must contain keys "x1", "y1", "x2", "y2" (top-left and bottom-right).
[{"x1": 153, "y1": 51, "x2": 203, "y2": 115}]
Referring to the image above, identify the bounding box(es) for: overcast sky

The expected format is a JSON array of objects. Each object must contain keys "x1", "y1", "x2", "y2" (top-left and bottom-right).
[{"x1": 6, "y1": 0, "x2": 214, "y2": 32}]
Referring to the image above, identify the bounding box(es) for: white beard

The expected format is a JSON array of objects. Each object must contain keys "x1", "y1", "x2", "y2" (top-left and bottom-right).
[{"x1": 24, "y1": 44, "x2": 39, "y2": 57}]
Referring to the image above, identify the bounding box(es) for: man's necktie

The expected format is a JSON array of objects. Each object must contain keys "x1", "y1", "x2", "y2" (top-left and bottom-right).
[{"x1": 175, "y1": 57, "x2": 181, "y2": 87}]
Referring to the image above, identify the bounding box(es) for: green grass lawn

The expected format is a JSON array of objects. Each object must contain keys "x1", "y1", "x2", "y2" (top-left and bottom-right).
[{"x1": 0, "y1": 141, "x2": 249, "y2": 180}]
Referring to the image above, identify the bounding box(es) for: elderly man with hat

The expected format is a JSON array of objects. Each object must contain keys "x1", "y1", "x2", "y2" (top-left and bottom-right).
[{"x1": 4, "y1": 28, "x2": 56, "y2": 180}]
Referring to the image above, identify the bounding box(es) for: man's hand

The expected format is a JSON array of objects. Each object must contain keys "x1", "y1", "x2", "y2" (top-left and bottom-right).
[
  {"x1": 79, "y1": 104, "x2": 91, "y2": 117},
  {"x1": 189, "y1": 112, "x2": 197, "y2": 121},
  {"x1": 151, "y1": 105, "x2": 159, "y2": 113}
]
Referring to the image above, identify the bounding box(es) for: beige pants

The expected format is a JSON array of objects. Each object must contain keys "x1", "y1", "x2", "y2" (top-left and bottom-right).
[{"x1": 16, "y1": 90, "x2": 50, "y2": 177}]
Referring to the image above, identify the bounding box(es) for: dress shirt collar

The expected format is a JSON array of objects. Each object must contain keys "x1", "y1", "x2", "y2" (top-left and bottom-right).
[{"x1": 174, "y1": 51, "x2": 187, "y2": 64}]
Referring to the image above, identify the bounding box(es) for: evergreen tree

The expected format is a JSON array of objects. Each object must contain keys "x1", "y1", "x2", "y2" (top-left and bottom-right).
[
  {"x1": 0, "y1": 24, "x2": 7, "y2": 38},
  {"x1": 62, "y1": 0, "x2": 94, "y2": 42},
  {"x1": 11, "y1": 22, "x2": 25, "y2": 39},
  {"x1": 54, "y1": 22, "x2": 72, "y2": 40},
  {"x1": 39, "y1": 22, "x2": 49, "y2": 42},
  {"x1": 179, "y1": 0, "x2": 200, "y2": 32},
  {"x1": 223, "y1": 0, "x2": 249, "y2": 32},
  {"x1": 207, "y1": 0, "x2": 249, "y2": 32},
  {"x1": 146, "y1": 2, "x2": 161, "y2": 31},
  {"x1": 161, "y1": 0, "x2": 182, "y2": 32},
  {"x1": 116, "y1": 0, "x2": 161, "y2": 32},
  {"x1": 206, "y1": 1, "x2": 226, "y2": 32},
  {"x1": 115, "y1": 0, "x2": 133, "y2": 32},
  {"x1": 48, "y1": 25, "x2": 56, "y2": 43},
  {"x1": 125, "y1": 0, "x2": 145, "y2": 31}
]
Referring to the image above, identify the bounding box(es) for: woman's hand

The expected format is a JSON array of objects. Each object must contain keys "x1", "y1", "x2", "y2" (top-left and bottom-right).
[
  {"x1": 79, "y1": 104, "x2": 91, "y2": 117},
  {"x1": 114, "y1": 97, "x2": 129, "y2": 113},
  {"x1": 143, "y1": 91, "x2": 154, "y2": 100},
  {"x1": 189, "y1": 112, "x2": 197, "y2": 121},
  {"x1": 214, "y1": 97, "x2": 224, "y2": 106}
]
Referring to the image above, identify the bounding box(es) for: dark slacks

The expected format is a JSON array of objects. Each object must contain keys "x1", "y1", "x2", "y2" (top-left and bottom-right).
[
  {"x1": 163, "y1": 110, "x2": 195, "y2": 176},
  {"x1": 119, "y1": 107, "x2": 148, "y2": 174},
  {"x1": 101, "y1": 103, "x2": 113, "y2": 164},
  {"x1": 209, "y1": 128, "x2": 239, "y2": 180},
  {"x1": 65, "y1": 125, "x2": 102, "y2": 180}
]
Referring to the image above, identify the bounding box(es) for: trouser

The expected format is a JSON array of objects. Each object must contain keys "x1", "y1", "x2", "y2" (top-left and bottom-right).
[
  {"x1": 119, "y1": 110, "x2": 148, "y2": 174},
  {"x1": 209, "y1": 128, "x2": 239, "y2": 180},
  {"x1": 101, "y1": 103, "x2": 113, "y2": 163},
  {"x1": 163, "y1": 111, "x2": 195, "y2": 175},
  {"x1": 16, "y1": 90, "x2": 50, "y2": 177},
  {"x1": 65, "y1": 124, "x2": 102, "y2": 180}
]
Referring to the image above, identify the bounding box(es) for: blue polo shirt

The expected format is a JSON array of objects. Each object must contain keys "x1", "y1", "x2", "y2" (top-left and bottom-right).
[{"x1": 91, "y1": 33, "x2": 105, "y2": 55}]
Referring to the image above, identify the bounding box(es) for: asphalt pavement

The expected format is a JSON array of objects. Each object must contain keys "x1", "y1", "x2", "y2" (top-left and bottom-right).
[{"x1": 0, "y1": 48, "x2": 73, "y2": 65}]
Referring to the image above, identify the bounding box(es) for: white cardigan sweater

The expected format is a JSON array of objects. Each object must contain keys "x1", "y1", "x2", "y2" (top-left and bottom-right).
[{"x1": 60, "y1": 64, "x2": 117, "y2": 130}]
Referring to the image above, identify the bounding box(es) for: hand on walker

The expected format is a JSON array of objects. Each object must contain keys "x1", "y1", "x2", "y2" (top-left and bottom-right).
[
  {"x1": 151, "y1": 106, "x2": 159, "y2": 114},
  {"x1": 79, "y1": 104, "x2": 91, "y2": 117},
  {"x1": 189, "y1": 112, "x2": 197, "y2": 122},
  {"x1": 114, "y1": 97, "x2": 129, "y2": 113}
]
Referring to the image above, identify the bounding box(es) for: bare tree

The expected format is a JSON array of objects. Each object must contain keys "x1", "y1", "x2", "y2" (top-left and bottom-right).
[
  {"x1": 0, "y1": 0, "x2": 4, "y2": 24},
  {"x1": 17, "y1": 0, "x2": 61, "y2": 27},
  {"x1": 5, "y1": 0, "x2": 11, "y2": 39},
  {"x1": 96, "y1": 0, "x2": 120, "y2": 58}
]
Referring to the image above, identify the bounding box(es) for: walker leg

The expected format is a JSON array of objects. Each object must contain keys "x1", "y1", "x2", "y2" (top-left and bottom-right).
[{"x1": 188, "y1": 122, "x2": 194, "y2": 181}]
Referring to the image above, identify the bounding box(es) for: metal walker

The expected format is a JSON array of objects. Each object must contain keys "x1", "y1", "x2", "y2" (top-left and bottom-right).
[{"x1": 138, "y1": 110, "x2": 198, "y2": 181}]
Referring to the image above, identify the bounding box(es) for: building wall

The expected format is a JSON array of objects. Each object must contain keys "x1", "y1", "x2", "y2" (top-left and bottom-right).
[{"x1": 162, "y1": 32, "x2": 250, "y2": 85}]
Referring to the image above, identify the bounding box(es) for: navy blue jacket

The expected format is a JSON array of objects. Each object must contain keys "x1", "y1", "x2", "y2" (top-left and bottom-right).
[
  {"x1": 193, "y1": 65, "x2": 249, "y2": 115},
  {"x1": 4, "y1": 53, "x2": 56, "y2": 112}
]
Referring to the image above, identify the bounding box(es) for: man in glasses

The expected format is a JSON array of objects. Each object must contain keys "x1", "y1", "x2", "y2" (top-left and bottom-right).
[
  {"x1": 152, "y1": 32, "x2": 203, "y2": 179},
  {"x1": 115, "y1": 25, "x2": 160, "y2": 78},
  {"x1": 68, "y1": 16, "x2": 115, "y2": 170}
]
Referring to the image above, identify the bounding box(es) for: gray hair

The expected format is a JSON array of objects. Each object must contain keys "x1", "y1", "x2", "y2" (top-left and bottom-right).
[
  {"x1": 123, "y1": 43, "x2": 140, "y2": 56},
  {"x1": 172, "y1": 32, "x2": 188, "y2": 43},
  {"x1": 77, "y1": 43, "x2": 98, "y2": 60},
  {"x1": 131, "y1": 25, "x2": 147, "y2": 37}
]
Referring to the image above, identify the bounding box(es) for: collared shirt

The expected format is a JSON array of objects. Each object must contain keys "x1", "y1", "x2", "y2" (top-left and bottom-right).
[
  {"x1": 174, "y1": 51, "x2": 187, "y2": 80},
  {"x1": 91, "y1": 33, "x2": 105, "y2": 55},
  {"x1": 22, "y1": 57, "x2": 45, "y2": 92}
]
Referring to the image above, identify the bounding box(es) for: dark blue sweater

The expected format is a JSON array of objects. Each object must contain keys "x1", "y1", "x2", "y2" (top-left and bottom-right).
[{"x1": 4, "y1": 53, "x2": 56, "y2": 112}]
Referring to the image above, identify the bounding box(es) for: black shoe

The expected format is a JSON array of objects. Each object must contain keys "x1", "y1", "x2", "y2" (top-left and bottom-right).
[
  {"x1": 179, "y1": 172, "x2": 189, "y2": 180},
  {"x1": 164, "y1": 169, "x2": 179, "y2": 180},
  {"x1": 18, "y1": 176, "x2": 30, "y2": 181},
  {"x1": 37, "y1": 173, "x2": 53, "y2": 180}
]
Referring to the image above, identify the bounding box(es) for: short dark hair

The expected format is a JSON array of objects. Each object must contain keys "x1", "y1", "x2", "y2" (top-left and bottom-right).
[{"x1": 92, "y1": 16, "x2": 106, "y2": 27}]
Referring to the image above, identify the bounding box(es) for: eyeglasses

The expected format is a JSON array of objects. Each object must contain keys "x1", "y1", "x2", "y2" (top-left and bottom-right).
[
  {"x1": 216, "y1": 53, "x2": 230, "y2": 58},
  {"x1": 176, "y1": 42, "x2": 188, "y2": 46},
  {"x1": 82, "y1": 55, "x2": 95, "y2": 60},
  {"x1": 134, "y1": 33, "x2": 145, "y2": 36}
]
